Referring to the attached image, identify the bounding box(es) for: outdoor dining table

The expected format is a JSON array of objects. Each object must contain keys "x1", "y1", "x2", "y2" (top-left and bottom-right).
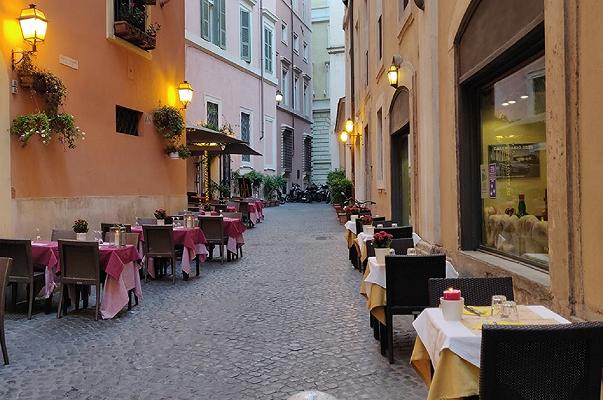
[
  {"x1": 223, "y1": 216, "x2": 246, "y2": 254},
  {"x1": 31, "y1": 241, "x2": 142, "y2": 320},
  {"x1": 356, "y1": 231, "x2": 423, "y2": 263},
  {"x1": 130, "y1": 225, "x2": 208, "y2": 278},
  {"x1": 359, "y1": 256, "x2": 459, "y2": 324},
  {"x1": 410, "y1": 305, "x2": 574, "y2": 400}
]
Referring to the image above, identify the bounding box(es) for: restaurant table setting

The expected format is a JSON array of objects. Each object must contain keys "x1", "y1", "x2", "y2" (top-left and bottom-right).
[
  {"x1": 360, "y1": 255, "x2": 459, "y2": 324},
  {"x1": 130, "y1": 225, "x2": 208, "y2": 278},
  {"x1": 356, "y1": 230, "x2": 422, "y2": 263},
  {"x1": 248, "y1": 200, "x2": 264, "y2": 224},
  {"x1": 410, "y1": 290, "x2": 573, "y2": 400},
  {"x1": 31, "y1": 240, "x2": 142, "y2": 319},
  {"x1": 223, "y1": 217, "x2": 246, "y2": 254}
]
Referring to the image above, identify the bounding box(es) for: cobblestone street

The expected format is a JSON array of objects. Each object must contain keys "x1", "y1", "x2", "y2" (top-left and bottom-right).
[{"x1": 0, "y1": 204, "x2": 426, "y2": 400}]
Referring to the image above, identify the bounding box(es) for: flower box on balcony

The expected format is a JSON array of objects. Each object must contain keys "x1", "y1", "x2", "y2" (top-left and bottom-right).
[{"x1": 114, "y1": 20, "x2": 156, "y2": 50}]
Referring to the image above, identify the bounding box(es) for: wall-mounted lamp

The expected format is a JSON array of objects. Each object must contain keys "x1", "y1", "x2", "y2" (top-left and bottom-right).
[
  {"x1": 345, "y1": 118, "x2": 354, "y2": 134},
  {"x1": 12, "y1": 4, "x2": 48, "y2": 70},
  {"x1": 275, "y1": 90, "x2": 283, "y2": 104},
  {"x1": 339, "y1": 131, "x2": 349, "y2": 143},
  {"x1": 178, "y1": 81, "x2": 194, "y2": 109},
  {"x1": 388, "y1": 55, "x2": 403, "y2": 88}
]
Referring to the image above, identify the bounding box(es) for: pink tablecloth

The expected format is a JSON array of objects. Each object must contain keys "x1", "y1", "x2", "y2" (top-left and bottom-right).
[
  {"x1": 31, "y1": 241, "x2": 142, "y2": 319},
  {"x1": 223, "y1": 217, "x2": 246, "y2": 254},
  {"x1": 131, "y1": 226, "x2": 209, "y2": 277}
]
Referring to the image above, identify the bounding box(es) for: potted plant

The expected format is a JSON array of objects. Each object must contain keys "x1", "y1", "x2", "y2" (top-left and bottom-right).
[
  {"x1": 10, "y1": 113, "x2": 51, "y2": 146},
  {"x1": 154, "y1": 208, "x2": 167, "y2": 225},
  {"x1": 347, "y1": 206, "x2": 361, "y2": 221},
  {"x1": 360, "y1": 215, "x2": 374, "y2": 235},
  {"x1": 16, "y1": 52, "x2": 36, "y2": 88},
  {"x1": 73, "y1": 219, "x2": 89, "y2": 241},
  {"x1": 373, "y1": 231, "x2": 394, "y2": 264},
  {"x1": 165, "y1": 143, "x2": 191, "y2": 159},
  {"x1": 153, "y1": 106, "x2": 184, "y2": 141}
]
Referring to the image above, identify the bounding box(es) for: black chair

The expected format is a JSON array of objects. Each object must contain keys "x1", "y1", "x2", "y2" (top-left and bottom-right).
[
  {"x1": 377, "y1": 225, "x2": 413, "y2": 239},
  {"x1": 355, "y1": 219, "x2": 364, "y2": 236},
  {"x1": 390, "y1": 238, "x2": 414, "y2": 255},
  {"x1": 51, "y1": 229, "x2": 76, "y2": 241},
  {"x1": 0, "y1": 239, "x2": 46, "y2": 319},
  {"x1": 198, "y1": 216, "x2": 228, "y2": 263},
  {"x1": 373, "y1": 220, "x2": 394, "y2": 227},
  {"x1": 142, "y1": 225, "x2": 176, "y2": 284},
  {"x1": 377, "y1": 254, "x2": 446, "y2": 363},
  {"x1": 100, "y1": 223, "x2": 132, "y2": 236},
  {"x1": 0, "y1": 257, "x2": 12, "y2": 364},
  {"x1": 428, "y1": 277, "x2": 514, "y2": 307},
  {"x1": 136, "y1": 217, "x2": 157, "y2": 225},
  {"x1": 57, "y1": 240, "x2": 101, "y2": 320},
  {"x1": 372, "y1": 216, "x2": 386, "y2": 224},
  {"x1": 480, "y1": 322, "x2": 603, "y2": 400}
]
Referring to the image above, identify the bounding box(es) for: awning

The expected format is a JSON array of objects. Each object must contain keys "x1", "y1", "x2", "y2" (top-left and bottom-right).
[
  {"x1": 186, "y1": 126, "x2": 243, "y2": 146},
  {"x1": 189, "y1": 142, "x2": 262, "y2": 157}
]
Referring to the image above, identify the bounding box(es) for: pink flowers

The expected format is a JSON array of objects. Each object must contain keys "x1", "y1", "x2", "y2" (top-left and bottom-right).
[
  {"x1": 373, "y1": 231, "x2": 393, "y2": 248},
  {"x1": 360, "y1": 215, "x2": 373, "y2": 225},
  {"x1": 154, "y1": 208, "x2": 167, "y2": 219}
]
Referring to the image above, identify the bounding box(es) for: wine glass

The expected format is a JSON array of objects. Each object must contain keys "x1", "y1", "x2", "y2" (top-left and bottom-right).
[
  {"x1": 491, "y1": 295, "x2": 507, "y2": 317},
  {"x1": 33, "y1": 227, "x2": 41, "y2": 243}
]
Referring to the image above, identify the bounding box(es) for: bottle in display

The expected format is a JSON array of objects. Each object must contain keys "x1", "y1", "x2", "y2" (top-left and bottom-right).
[{"x1": 517, "y1": 193, "x2": 527, "y2": 217}]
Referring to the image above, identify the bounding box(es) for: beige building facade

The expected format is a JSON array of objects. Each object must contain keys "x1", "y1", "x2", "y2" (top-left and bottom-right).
[{"x1": 341, "y1": 0, "x2": 603, "y2": 320}]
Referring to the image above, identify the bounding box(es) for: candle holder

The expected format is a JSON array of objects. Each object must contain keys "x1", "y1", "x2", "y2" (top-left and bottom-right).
[{"x1": 440, "y1": 297, "x2": 464, "y2": 321}]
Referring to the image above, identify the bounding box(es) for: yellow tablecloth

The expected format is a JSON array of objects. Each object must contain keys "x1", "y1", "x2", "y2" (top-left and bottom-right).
[
  {"x1": 345, "y1": 230, "x2": 356, "y2": 249},
  {"x1": 359, "y1": 263, "x2": 386, "y2": 324}
]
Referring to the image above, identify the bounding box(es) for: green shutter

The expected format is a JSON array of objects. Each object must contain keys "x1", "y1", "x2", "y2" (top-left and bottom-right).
[
  {"x1": 201, "y1": 0, "x2": 209, "y2": 40},
  {"x1": 219, "y1": 0, "x2": 226, "y2": 49},
  {"x1": 240, "y1": 9, "x2": 250, "y2": 62}
]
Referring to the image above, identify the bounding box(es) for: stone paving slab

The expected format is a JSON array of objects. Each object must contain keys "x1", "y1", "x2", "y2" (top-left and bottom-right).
[{"x1": 0, "y1": 203, "x2": 427, "y2": 400}]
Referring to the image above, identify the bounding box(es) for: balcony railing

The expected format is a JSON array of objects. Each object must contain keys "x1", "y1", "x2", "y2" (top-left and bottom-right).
[{"x1": 113, "y1": 0, "x2": 156, "y2": 50}]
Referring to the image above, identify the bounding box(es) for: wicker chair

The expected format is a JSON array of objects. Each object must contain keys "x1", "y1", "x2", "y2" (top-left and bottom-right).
[
  {"x1": 0, "y1": 239, "x2": 45, "y2": 319},
  {"x1": 0, "y1": 257, "x2": 12, "y2": 364},
  {"x1": 136, "y1": 217, "x2": 157, "y2": 225},
  {"x1": 51, "y1": 229, "x2": 76, "y2": 241},
  {"x1": 373, "y1": 220, "x2": 394, "y2": 227},
  {"x1": 480, "y1": 322, "x2": 603, "y2": 400},
  {"x1": 377, "y1": 254, "x2": 446, "y2": 363},
  {"x1": 57, "y1": 240, "x2": 101, "y2": 320},
  {"x1": 142, "y1": 225, "x2": 176, "y2": 284},
  {"x1": 390, "y1": 238, "x2": 414, "y2": 255},
  {"x1": 372, "y1": 216, "x2": 386, "y2": 224},
  {"x1": 198, "y1": 216, "x2": 228, "y2": 263},
  {"x1": 376, "y1": 225, "x2": 413, "y2": 239},
  {"x1": 428, "y1": 277, "x2": 514, "y2": 307}
]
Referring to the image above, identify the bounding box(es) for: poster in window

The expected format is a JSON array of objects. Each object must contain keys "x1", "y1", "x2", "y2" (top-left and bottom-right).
[{"x1": 488, "y1": 143, "x2": 541, "y2": 178}]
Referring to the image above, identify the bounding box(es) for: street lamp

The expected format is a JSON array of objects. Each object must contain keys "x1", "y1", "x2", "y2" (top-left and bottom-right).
[
  {"x1": 387, "y1": 65, "x2": 399, "y2": 88},
  {"x1": 345, "y1": 118, "x2": 354, "y2": 134},
  {"x1": 178, "y1": 81, "x2": 194, "y2": 109},
  {"x1": 12, "y1": 3, "x2": 48, "y2": 70},
  {"x1": 275, "y1": 90, "x2": 283, "y2": 104},
  {"x1": 339, "y1": 131, "x2": 349, "y2": 143}
]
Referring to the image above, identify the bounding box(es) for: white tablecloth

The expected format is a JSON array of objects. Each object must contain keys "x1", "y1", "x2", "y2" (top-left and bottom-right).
[
  {"x1": 412, "y1": 306, "x2": 570, "y2": 368},
  {"x1": 357, "y1": 232, "x2": 423, "y2": 256},
  {"x1": 344, "y1": 220, "x2": 357, "y2": 235},
  {"x1": 364, "y1": 257, "x2": 459, "y2": 289}
]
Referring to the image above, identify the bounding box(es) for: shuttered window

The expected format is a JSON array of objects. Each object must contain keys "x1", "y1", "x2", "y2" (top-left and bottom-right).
[
  {"x1": 282, "y1": 130, "x2": 293, "y2": 172},
  {"x1": 201, "y1": 0, "x2": 210, "y2": 40},
  {"x1": 240, "y1": 7, "x2": 251, "y2": 62},
  {"x1": 264, "y1": 25, "x2": 274, "y2": 73},
  {"x1": 304, "y1": 137, "x2": 312, "y2": 173},
  {"x1": 241, "y1": 112, "x2": 251, "y2": 162},
  {"x1": 201, "y1": 0, "x2": 226, "y2": 48}
]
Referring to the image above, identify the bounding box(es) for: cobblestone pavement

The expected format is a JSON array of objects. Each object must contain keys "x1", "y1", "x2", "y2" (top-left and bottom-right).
[{"x1": 0, "y1": 203, "x2": 427, "y2": 400}]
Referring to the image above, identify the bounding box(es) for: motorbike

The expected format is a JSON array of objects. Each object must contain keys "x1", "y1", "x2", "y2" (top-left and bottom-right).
[{"x1": 285, "y1": 183, "x2": 303, "y2": 202}]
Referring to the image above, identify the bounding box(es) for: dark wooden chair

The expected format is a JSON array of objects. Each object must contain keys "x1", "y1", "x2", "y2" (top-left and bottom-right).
[
  {"x1": 377, "y1": 254, "x2": 446, "y2": 363},
  {"x1": 0, "y1": 257, "x2": 12, "y2": 364},
  {"x1": 51, "y1": 229, "x2": 76, "y2": 241},
  {"x1": 0, "y1": 239, "x2": 45, "y2": 320},
  {"x1": 238, "y1": 201, "x2": 253, "y2": 227},
  {"x1": 390, "y1": 238, "x2": 414, "y2": 255},
  {"x1": 428, "y1": 277, "x2": 514, "y2": 307},
  {"x1": 198, "y1": 216, "x2": 228, "y2": 263},
  {"x1": 480, "y1": 322, "x2": 603, "y2": 400},
  {"x1": 373, "y1": 220, "x2": 394, "y2": 227},
  {"x1": 57, "y1": 240, "x2": 101, "y2": 320},
  {"x1": 377, "y1": 225, "x2": 413, "y2": 239},
  {"x1": 142, "y1": 225, "x2": 176, "y2": 284}
]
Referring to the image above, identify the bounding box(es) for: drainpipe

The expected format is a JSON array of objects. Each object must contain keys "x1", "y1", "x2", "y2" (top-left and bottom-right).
[
  {"x1": 259, "y1": 0, "x2": 265, "y2": 147},
  {"x1": 348, "y1": 0, "x2": 356, "y2": 199},
  {"x1": 291, "y1": 2, "x2": 297, "y2": 185}
]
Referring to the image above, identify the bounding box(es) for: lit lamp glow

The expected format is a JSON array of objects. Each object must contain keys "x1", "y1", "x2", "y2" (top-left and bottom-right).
[
  {"x1": 345, "y1": 118, "x2": 354, "y2": 134},
  {"x1": 275, "y1": 90, "x2": 283, "y2": 103},
  {"x1": 18, "y1": 4, "x2": 47, "y2": 51},
  {"x1": 339, "y1": 131, "x2": 349, "y2": 143},
  {"x1": 178, "y1": 81, "x2": 194, "y2": 109},
  {"x1": 387, "y1": 65, "x2": 399, "y2": 88}
]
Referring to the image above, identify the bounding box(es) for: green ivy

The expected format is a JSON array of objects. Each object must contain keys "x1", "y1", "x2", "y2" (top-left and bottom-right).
[
  {"x1": 10, "y1": 113, "x2": 51, "y2": 146},
  {"x1": 153, "y1": 105, "x2": 185, "y2": 140}
]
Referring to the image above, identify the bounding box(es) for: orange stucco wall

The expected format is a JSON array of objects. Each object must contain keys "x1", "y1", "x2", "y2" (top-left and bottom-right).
[{"x1": 1, "y1": 0, "x2": 186, "y2": 199}]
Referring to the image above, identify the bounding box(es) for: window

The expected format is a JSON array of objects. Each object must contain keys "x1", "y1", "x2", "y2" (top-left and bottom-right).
[
  {"x1": 378, "y1": 16, "x2": 383, "y2": 60},
  {"x1": 281, "y1": 21, "x2": 288, "y2": 44},
  {"x1": 240, "y1": 112, "x2": 251, "y2": 162},
  {"x1": 201, "y1": 0, "x2": 226, "y2": 49},
  {"x1": 303, "y1": 82, "x2": 308, "y2": 115},
  {"x1": 113, "y1": 0, "x2": 155, "y2": 50},
  {"x1": 477, "y1": 56, "x2": 548, "y2": 266},
  {"x1": 303, "y1": 42, "x2": 308, "y2": 62},
  {"x1": 293, "y1": 33, "x2": 299, "y2": 54},
  {"x1": 376, "y1": 108, "x2": 383, "y2": 181},
  {"x1": 293, "y1": 74, "x2": 300, "y2": 110},
  {"x1": 240, "y1": 6, "x2": 251, "y2": 62},
  {"x1": 281, "y1": 67, "x2": 289, "y2": 106},
  {"x1": 206, "y1": 101, "x2": 219, "y2": 130},
  {"x1": 115, "y1": 106, "x2": 141, "y2": 136},
  {"x1": 264, "y1": 25, "x2": 274, "y2": 74},
  {"x1": 282, "y1": 129, "x2": 293, "y2": 172},
  {"x1": 304, "y1": 136, "x2": 312, "y2": 173}
]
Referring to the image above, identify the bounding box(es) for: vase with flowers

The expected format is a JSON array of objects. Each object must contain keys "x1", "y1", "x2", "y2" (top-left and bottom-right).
[
  {"x1": 73, "y1": 219, "x2": 88, "y2": 241},
  {"x1": 373, "y1": 231, "x2": 394, "y2": 264},
  {"x1": 360, "y1": 215, "x2": 374, "y2": 235},
  {"x1": 154, "y1": 208, "x2": 167, "y2": 225}
]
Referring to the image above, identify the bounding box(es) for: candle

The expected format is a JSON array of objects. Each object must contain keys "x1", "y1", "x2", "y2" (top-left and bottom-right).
[{"x1": 443, "y1": 288, "x2": 461, "y2": 301}]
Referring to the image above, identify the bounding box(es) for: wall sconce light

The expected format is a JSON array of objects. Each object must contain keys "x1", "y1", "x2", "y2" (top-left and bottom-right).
[
  {"x1": 178, "y1": 81, "x2": 194, "y2": 109},
  {"x1": 339, "y1": 131, "x2": 349, "y2": 143},
  {"x1": 275, "y1": 90, "x2": 283, "y2": 104},
  {"x1": 345, "y1": 118, "x2": 354, "y2": 134},
  {"x1": 388, "y1": 55, "x2": 403, "y2": 88},
  {"x1": 12, "y1": 4, "x2": 48, "y2": 70}
]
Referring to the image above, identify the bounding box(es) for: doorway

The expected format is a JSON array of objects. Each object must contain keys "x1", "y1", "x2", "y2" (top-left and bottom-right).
[{"x1": 391, "y1": 125, "x2": 411, "y2": 225}]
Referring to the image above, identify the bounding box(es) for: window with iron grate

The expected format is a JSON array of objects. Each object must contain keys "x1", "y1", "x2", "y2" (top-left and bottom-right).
[{"x1": 116, "y1": 105, "x2": 141, "y2": 136}]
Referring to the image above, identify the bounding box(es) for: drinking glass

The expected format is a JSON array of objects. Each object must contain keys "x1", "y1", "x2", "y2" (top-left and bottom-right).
[
  {"x1": 33, "y1": 227, "x2": 41, "y2": 243},
  {"x1": 377, "y1": 224, "x2": 383, "y2": 228},
  {"x1": 501, "y1": 301, "x2": 518, "y2": 319},
  {"x1": 491, "y1": 295, "x2": 507, "y2": 317},
  {"x1": 392, "y1": 223, "x2": 398, "y2": 227},
  {"x1": 406, "y1": 248, "x2": 417, "y2": 256}
]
